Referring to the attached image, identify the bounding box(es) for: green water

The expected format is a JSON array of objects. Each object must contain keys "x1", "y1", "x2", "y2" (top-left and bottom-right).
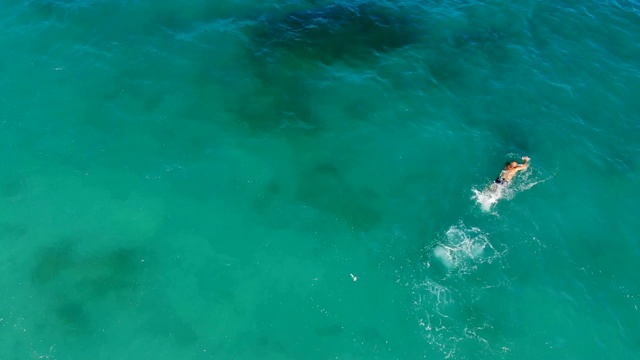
[{"x1": 1, "y1": 0, "x2": 639, "y2": 359}]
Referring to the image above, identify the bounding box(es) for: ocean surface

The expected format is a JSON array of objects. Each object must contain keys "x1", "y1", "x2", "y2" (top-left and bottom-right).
[{"x1": 1, "y1": 0, "x2": 639, "y2": 359}]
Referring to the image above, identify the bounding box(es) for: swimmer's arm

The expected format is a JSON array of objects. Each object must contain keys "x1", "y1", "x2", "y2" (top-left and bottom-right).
[{"x1": 516, "y1": 156, "x2": 530, "y2": 171}]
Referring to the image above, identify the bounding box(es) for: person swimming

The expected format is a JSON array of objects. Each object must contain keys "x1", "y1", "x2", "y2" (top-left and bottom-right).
[
  {"x1": 474, "y1": 156, "x2": 531, "y2": 211},
  {"x1": 494, "y1": 156, "x2": 530, "y2": 186}
]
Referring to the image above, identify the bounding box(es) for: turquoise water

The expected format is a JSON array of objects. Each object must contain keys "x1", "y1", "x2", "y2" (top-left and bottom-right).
[{"x1": 1, "y1": 0, "x2": 639, "y2": 358}]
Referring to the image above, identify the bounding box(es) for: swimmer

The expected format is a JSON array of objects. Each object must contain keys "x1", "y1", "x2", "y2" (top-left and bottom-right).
[{"x1": 492, "y1": 156, "x2": 530, "y2": 187}]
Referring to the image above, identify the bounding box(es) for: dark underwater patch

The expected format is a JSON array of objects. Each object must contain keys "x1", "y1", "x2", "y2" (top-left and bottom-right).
[
  {"x1": 252, "y1": 1, "x2": 421, "y2": 65},
  {"x1": 31, "y1": 241, "x2": 76, "y2": 285},
  {"x1": 54, "y1": 300, "x2": 90, "y2": 332},
  {"x1": 76, "y1": 247, "x2": 143, "y2": 299},
  {"x1": 296, "y1": 162, "x2": 381, "y2": 231},
  {"x1": 30, "y1": 239, "x2": 148, "y2": 335},
  {"x1": 31, "y1": 241, "x2": 145, "y2": 294},
  {"x1": 236, "y1": 1, "x2": 424, "y2": 133}
]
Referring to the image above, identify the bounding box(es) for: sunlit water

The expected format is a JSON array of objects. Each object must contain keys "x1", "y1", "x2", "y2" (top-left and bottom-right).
[{"x1": 1, "y1": 0, "x2": 639, "y2": 359}]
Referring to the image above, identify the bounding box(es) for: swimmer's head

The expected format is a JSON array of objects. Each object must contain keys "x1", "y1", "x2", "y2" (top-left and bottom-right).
[{"x1": 505, "y1": 161, "x2": 518, "y2": 169}]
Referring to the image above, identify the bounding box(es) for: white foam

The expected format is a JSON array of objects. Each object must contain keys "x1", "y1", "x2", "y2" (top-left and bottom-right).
[
  {"x1": 431, "y1": 224, "x2": 500, "y2": 275},
  {"x1": 413, "y1": 221, "x2": 515, "y2": 357},
  {"x1": 413, "y1": 278, "x2": 452, "y2": 312},
  {"x1": 433, "y1": 245, "x2": 453, "y2": 268},
  {"x1": 472, "y1": 185, "x2": 507, "y2": 213}
]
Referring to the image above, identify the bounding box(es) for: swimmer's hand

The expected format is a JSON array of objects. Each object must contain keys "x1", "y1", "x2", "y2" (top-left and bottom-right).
[{"x1": 522, "y1": 156, "x2": 530, "y2": 162}]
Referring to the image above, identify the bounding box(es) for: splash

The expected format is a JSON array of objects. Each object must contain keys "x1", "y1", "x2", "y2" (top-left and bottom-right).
[
  {"x1": 431, "y1": 224, "x2": 500, "y2": 275},
  {"x1": 412, "y1": 224, "x2": 509, "y2": 357},
  {"x1": 471, "y1": 184, "x2": 507, "y2": 213}
]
